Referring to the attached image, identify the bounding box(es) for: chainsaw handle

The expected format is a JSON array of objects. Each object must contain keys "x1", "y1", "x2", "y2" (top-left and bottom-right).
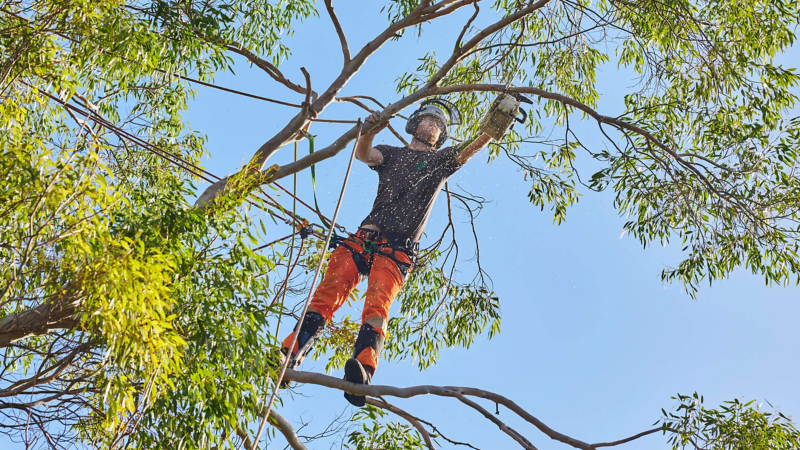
[
  {"x1": 515, "y1": 108, "x2": 527, "y2": 124},
  {"x1": 511, "y1": 93, "x2": 531, "y2": 125}
]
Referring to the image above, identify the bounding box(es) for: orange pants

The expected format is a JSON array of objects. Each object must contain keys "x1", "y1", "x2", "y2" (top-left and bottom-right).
[{"x1": 282, "y1": 231, "x2": 412, "y2": 371}]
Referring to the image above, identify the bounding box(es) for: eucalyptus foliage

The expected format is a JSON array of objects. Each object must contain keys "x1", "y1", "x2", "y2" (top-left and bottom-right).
[
  {"x1": 663, "y1": 393, "x2": 800, "y2": 449},
  {"x1": 2, "y1": 0, "x2": 799, "y2": 448},
  {"x1": 345, "y1": 406, "x2": 427, "y2": 450}
]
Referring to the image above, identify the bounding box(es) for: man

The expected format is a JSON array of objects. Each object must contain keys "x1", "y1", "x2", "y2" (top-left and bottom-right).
[{"x1": 280, "y1": 98, "x2": 511, "y2": 407}]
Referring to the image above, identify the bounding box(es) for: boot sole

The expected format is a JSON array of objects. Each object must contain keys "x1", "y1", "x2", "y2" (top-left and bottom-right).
[
  {"x1": 269, "y1": 351, "x2": 293, "y2": 389},
  {"x1": 343, "y1": 359, "x2": 368, "y2": 407}
]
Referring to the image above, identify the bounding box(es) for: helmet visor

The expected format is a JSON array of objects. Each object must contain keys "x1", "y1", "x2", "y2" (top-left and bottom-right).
[{"x1": 416, "y1": 107, "x2": 448, "y2": 133}]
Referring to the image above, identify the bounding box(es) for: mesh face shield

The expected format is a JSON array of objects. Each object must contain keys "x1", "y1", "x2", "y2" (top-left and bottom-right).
[
  {"x1": 415, "y1": 106, "x2": 449, "y2": 132},
  {"x1": 405, "y1": 98, "x2": 462, "y2": 149}
]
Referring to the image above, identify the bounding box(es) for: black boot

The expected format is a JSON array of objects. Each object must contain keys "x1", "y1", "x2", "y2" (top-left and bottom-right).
[
  {"x1": 343, "y1": 358, "x2": 372, "y2": 407},
  {"x1": 273, "y1": 311, "x2": 326, "y2": 387},
  {"x1": 343, "y1": 323, "x2": 384, "y2": 407}
]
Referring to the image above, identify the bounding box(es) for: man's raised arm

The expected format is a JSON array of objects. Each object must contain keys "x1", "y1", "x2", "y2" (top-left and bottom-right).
[
  {"x1": 355, "y1": 111, "x2": 389, "y2": 166},
  {"x1": 454, "y1": 133, "x2": 493, "y2": 165},
  {"x1": 455, "y1": 93, "x2": 527, "y2": 164}
]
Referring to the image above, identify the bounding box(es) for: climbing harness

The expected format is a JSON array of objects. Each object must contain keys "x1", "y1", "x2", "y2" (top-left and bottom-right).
[{"x1": 330, "y1": 228, "x2": 419, "y2": 279}]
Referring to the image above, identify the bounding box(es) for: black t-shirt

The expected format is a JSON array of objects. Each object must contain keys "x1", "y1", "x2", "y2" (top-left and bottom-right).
[{"x1": 360, "y1": 144, "x2": 463, "y2": 241}]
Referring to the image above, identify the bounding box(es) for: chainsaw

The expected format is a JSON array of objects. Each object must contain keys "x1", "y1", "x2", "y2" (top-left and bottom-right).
[{"x1": 479, "y1": 93, "x2": 533, "y2": 140}]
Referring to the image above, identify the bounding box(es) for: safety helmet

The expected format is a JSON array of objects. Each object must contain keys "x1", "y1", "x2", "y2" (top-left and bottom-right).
[{"x1": 405, "y1": 98, "x2": 462, "y2": 149}]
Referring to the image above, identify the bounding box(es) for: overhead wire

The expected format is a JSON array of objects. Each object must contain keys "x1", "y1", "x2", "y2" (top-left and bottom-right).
[
  {"x1": 20, "y1": 20, "x2": 364, "y2": 232},
  {"x1": 30, "y1": 84, "x2": 319, "y2": 236},
  {"x1": 9, "y1": 9, "x2": 351, "y2": 234},
  {"x1": 3, "y1": 8, "x2": 306, "y2": 110},
  {"x1": 167, "y1": 72, "x2": 303, "y2": 109}
]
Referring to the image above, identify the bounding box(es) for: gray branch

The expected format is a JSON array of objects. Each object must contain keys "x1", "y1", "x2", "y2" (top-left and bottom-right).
[{"x1": 282, "y1": 369, "x2": 658, "y2": 450}]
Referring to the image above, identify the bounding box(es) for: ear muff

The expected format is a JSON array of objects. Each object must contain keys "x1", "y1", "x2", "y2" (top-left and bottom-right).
[
  {"x1": 404, "y1": 114, "x2": 419, "y2": 137},
  {"x1": 405, "y1": 114, "x2": 448, "y2": 149}
]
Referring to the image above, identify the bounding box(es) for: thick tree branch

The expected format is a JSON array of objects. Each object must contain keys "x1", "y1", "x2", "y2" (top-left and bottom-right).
[
  {"x1": 269, "y1": 410, "x2": 307, "y2": 450},
  {"x1": 235, "y1": 411, "x2": 306, "y2": 450},
  {"x1": 284, "y1": 369, "x2": 625, "y2": 450},
  {"x1": 242, "y1": 0, "x2": 479, "y2": 168},
  {"x1": 195, "y1": 1, "x2": 481, "y2": 207},
  {"x1": 239, "y1": 2, "x2": 551, "y2": 189},
  {"x1": 199, "y1": 71, "x2": 718, "y2": 218},
  {"x1": 236, "y1": 424, "x2": 253, "y2": 449},
  {"x1": 262, "y1": 83, "x2": 443, "y2": 185},
  {"x1": 0, "y1": 298, "x2": 81, "y2": 347}
]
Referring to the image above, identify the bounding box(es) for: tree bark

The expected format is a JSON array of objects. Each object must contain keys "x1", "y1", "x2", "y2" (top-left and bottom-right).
[{"x1": 0, "y1": 297, "x2": 81, "y2": 347}]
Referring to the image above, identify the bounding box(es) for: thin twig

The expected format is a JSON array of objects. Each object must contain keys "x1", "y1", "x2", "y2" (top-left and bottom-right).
[
  {"x1": 365, "y1": 398, "x2": 435, "y2": 450},
  {"x1": 324, "y1": 0, "x2": 351, "y2": 65}
]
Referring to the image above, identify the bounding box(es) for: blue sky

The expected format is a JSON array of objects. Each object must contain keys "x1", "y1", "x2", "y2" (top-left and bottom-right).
[
  {"x1": 178, "y1": 3, "x2": 800, "y2": 449},
  {"x1": 6, "y1": 2, "x2": 798, "y2": 449}
]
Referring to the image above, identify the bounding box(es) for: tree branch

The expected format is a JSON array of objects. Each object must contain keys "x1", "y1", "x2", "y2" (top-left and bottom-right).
[
  {"x1": 324, "y1": 0, "x2": 351, "y2": 65},
  {"x1": 202, "y1": 72, "x2": 710, "y2": 214},
  {"x1": 371, "y1": 388, "x2": 482, "y2": 450},
  {"x1": 425, "y1": 0, "x2": 552, "y2": 89},
  {"x1": 432, "y1": 83, "x2": 693, "y2": 171},
  {"x1": 269, "y1": 410, "x2": 307, "y2": 450},
  {"x1": 592, "y1": 427, "x2": 663, "y2": 448},
  {"x1": 236, "y1": 424, "x2": 253, "y2": 449},
  {"x1": 453, "y1": 392, "x2": 538, "y2": 450},
  {"x1": 0, "y1": 344, "x2": 88, "y2": 397},
  {"x1": 335, "y1": 96, "x2": 409, "y2": 146},
  {"x1": 246, "y1": 0, "x2": 481, "y2": 167},
  {"x1": 283, "y1": 369, "x2": 612, "y2": 450},
  {"x1": 299, "y1": 67, "x2": 318, "y2": 118},
  {"x1": 0, "y1": 297, "x2": 81, "y2": 347},
  {"x1": 454, "y1": 1, "x2": 481, "y2": 52},
  {"x1": 225, "y1": 40, "x2": 314, "y2": 98},
  {"x1": 195, "y1": 0, "x2": 480, "y2": 206},
  {"x1": 235, "y1": 411, "x2": 306, "y2": 450},
  {"x1": 187, "y1": 24, "x2": 314, "y2": 98},
  {"x1": 237, "y1": 2, "x2": 552, "y2": 189},
  {"x1": 365, "y1": 398, "x2": 435, "y2": 450},
  {"x1": 262, "y1": 81, "x2": 445, "y2": 185}
]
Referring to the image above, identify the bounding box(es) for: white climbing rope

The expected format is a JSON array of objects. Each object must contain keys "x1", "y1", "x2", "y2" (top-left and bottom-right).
[{"x1": 249, "y1": 120, "x2": 364, "y2": 450}]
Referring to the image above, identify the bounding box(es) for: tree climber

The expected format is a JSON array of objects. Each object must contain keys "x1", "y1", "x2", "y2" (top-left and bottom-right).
[{"x1": 279, "y1": 95, "x2": 522, "y2": 407}]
